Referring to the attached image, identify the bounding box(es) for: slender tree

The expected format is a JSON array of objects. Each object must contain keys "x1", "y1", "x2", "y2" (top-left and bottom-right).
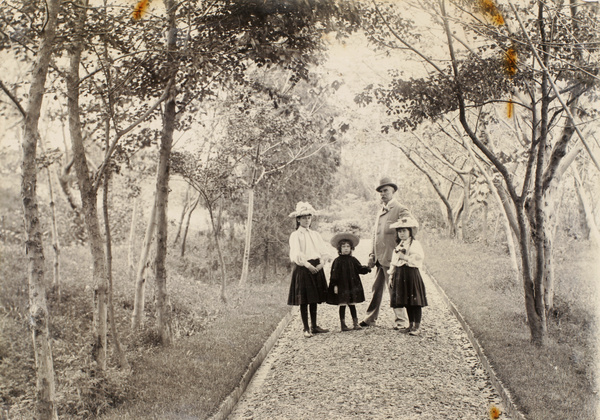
[
  {"x1": 131, "y1": 194, "x2": 157, "y2": 329},
  {"x1": 16, "y1": 0, "x2": 61, "y2": 414},
  {"x1": 172, "y1": 147, "x2": 242, "y2": 302}
]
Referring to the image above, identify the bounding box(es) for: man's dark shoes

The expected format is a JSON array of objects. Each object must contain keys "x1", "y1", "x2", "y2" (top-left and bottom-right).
[
  {"x1": 359, "y1": 321, "x2": 370, "y2": 328},
  {"x1": 311, "y1": 325, "x2": 329, "y2": 334}
]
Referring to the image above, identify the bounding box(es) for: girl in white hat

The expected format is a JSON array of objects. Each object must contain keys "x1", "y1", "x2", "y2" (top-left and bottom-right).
[
  {"x1": 287, "y1": 202, "x2": 332, "y2": 338},
  {"x1": 388, "y1": 216, "x2": 428, "y2": 336},
  {"x1": 326, "y1": 232, "x2": 371, "y2": 331}
]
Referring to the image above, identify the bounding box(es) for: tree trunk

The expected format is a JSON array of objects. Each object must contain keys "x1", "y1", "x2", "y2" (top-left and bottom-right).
[
  {"x1": 481, "y1": 200, "x2": 488, "y2": 244},
  {"x1": 132, "y1": 196, "x2": 157, "y2": 329},
  {"x1": 453, "y1": 194, "x2": 464, "y2": 238},
  {"x1": 28, "y1": 118, "x2": 62, "y2": 293},
  {"x1": 173, "y1": 185, "x2": 191, "y2": 245},
  {"x1": 128, "y1": 196, "x2": 139, "y2": 282},
  {"x1": 531, "y1": 14, "x2": 550, "y2": 342},
  {"x1": 444, "y1": 201, "x2": 456, "y2": 237},
  {"x1": 264, "y1": 241, "x2": 270, "y2": 282},
  {"x1": 542, "y1": 220, "x2": 554, "y2": 314},
  {"x1": 494, "y1": 177, "x2": 520, "y2": 242},
  {"x1": 208, "y1": 204, "x2": 228, "y2": 303},
  {"x1": 516, "y1": 210, "x2": 546, "y2": 345},
  {"x1": 151, "y1": 0, "x2": 179, "y2": 345},
  {"x1": 58, "y1": 159, "x2": 81, "y2": 212},
  {"x1": 497, "y1": 196, "x2": 519, "y2": 274},
  {"x1": 102, "y1": 170, "x2": 129, "y2": 370},
  {"x1": 36, "y1": 132, "x2": 61, "y2": 297},
  {"x1": 239, "y1": 186, "x2": 255, "y2": 285},
  {"x1": 154, "y1": 125, "x2": 174, "y2": 344},
  {"x1": 68, "y1": 0, "x2": 109, "y2": 368},
  {"x1": 460, "y1": 172, "x2": 471, "y2": 241},
  {"x1": 47, "y1": 170, "x2": 60, "y2": 295},
  {"x1": 180, "y1": 194, "x2": 200, "y2": 257},
  {"x1": 539, "y1": 116, "x2": 578, "y2": 315},
  {"x1": 488, "y1": 184, "x2": 519, "y2": 274},
  {"x1": 20, "y1": 0, "x2": 60, "y2": 415}
]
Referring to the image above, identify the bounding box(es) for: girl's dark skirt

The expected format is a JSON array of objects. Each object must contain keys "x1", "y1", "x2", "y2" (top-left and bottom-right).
[
  {"x1": 390, "y1": 265, "x2": 428, "y2": 308},
  {"x1": 287, "y1": 259, "x2": 328, "y2": 305}
]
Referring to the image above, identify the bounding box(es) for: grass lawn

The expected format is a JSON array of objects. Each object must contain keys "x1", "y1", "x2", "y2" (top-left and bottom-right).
[
  {"x1": 422, "y1": 234, "x2": 599, "y2": 420},
  {"x1": 99, "y1": 284, "x2": 290, "y2": 420},
  {"x1": 0, "y1": 243, "x2": 290, "y2": 419}
]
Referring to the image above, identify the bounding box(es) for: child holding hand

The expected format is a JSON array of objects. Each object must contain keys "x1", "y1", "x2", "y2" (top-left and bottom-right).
[{"x1": 326, "y1": 233, "x2": 371, "y2": 331}]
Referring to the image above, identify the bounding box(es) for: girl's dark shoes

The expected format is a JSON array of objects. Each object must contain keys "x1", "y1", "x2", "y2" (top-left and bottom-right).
[
  {"x1": 399, "y1": 322, "x2": 414, "y2": 333},
  {"x1": 352, "y1": 318, "x2": 362, "y2": 330},
  {"x1": 408, "y1": 325, "x2": 421, "y2": 336},
  {"x1": 340, "y1": 322, "x2": 351, "y2": 332},
  {"x1": 311, "y1": 325, "x2": 329, "y2": 334}
]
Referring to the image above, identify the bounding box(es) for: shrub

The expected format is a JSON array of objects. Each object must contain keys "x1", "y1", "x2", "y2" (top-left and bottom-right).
[{"x1": 56, "y1": 366, "x2": 133, "y2": 418}]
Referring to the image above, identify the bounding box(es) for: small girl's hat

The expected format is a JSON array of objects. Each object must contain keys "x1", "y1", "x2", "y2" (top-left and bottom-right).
[
  {"x1": 390, "y1": 216, "x2": 419, "y2": 236},
  {"x1": 288, "y1": 201, "x2": 317, "y2": 218},
  {"x1": 330, "y1": 232, "x2": 360, "y2": 248}
]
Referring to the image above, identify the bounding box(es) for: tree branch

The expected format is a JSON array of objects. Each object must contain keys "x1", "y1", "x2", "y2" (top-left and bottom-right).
[
  {"x1": 92, "y1": 78, "x2": 173, "y2": 192},
  {"x1": 372, "y1": 0, "x2": 447, "y2": 76},
  {"x1": 509, "y1": 1, "x2": 600, "y2": 172},
  {"x1": 0, "y1": 79, "x2": 26, "y2": 118}
]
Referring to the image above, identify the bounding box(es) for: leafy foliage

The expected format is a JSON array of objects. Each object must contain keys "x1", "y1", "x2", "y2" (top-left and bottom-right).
[{"x1": 245, "y1": 143, "x2": 341, "y2": 278}]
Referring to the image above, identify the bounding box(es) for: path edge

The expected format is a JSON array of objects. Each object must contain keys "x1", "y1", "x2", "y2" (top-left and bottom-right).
[
  {"x1": 425, "y1": 269, "x2": 527, "y2": 420},
  {"x1": 207, "y1": 308, "x2": 295, "y2": 420}
]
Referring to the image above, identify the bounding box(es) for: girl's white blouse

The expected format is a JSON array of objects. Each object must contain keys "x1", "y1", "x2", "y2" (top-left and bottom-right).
[
  {"x1": 389, "y1": 239, "x2": 424, "y2": 269},
  {"x1": 289, "y1": 227, "x2": 332, "y2": 266}
]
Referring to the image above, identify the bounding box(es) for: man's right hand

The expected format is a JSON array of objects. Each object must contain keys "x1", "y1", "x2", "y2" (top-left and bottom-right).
[{"x1": 368, "y1": 254, "x2": 375, "y2": 268}]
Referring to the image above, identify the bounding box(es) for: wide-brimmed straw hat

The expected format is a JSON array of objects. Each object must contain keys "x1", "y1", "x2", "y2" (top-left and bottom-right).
[
  {"x1": 375, "y1": 176, "x2": 398, "y2": 192},
  {"x1": 288, "y1": 201, "x2": 317, "y2": 218},
  {"x1": 330, "y1": 232, "x2": 360, "y2": 248},
  {"x1": 389, "y1": 216, "x2": 419, "y2": 236}
]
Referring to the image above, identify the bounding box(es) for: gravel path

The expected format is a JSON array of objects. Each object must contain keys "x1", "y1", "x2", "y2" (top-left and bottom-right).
[{"x1": 228, "y1": 267, "x2": 511, "y2": 420}]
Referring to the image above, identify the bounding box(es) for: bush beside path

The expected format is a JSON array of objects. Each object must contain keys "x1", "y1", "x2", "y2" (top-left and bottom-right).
[{"x1": 228, "y1": 269, "x2": 510, "y2": 420}]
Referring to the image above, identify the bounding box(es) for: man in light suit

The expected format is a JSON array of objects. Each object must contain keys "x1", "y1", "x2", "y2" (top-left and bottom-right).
[{"x1": 360, "y1": 177, "x2": 411, "y2": 328}]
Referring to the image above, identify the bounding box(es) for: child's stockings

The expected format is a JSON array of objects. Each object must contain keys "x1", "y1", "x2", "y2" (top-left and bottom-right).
[
  {"x1": 339, "y1": 306, "x2": 350, "y2": 331},
  {"x1": 406, "y1": 306, "x2": 422, "y2": 330},
  {"x1": 300, "y1": 304, "x2": 309, "y2": 331},
  {"x1": 309, "y1": 303, "x2": 318, "y2": 329},
  {"x1": 349, "y1": 305, "x2": 361, "y2": 330}
]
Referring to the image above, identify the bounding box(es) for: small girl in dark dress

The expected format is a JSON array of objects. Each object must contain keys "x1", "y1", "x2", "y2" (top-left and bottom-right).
[
  {"x1": 388, "y1": 216, "x2": 427, "y2": 336},
  {"x1": 326, "y1": 233, "x2": 371, "y2": 332},
  {"x1": 287, "y1": 202, "x2": 332, "y2": 338}
]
